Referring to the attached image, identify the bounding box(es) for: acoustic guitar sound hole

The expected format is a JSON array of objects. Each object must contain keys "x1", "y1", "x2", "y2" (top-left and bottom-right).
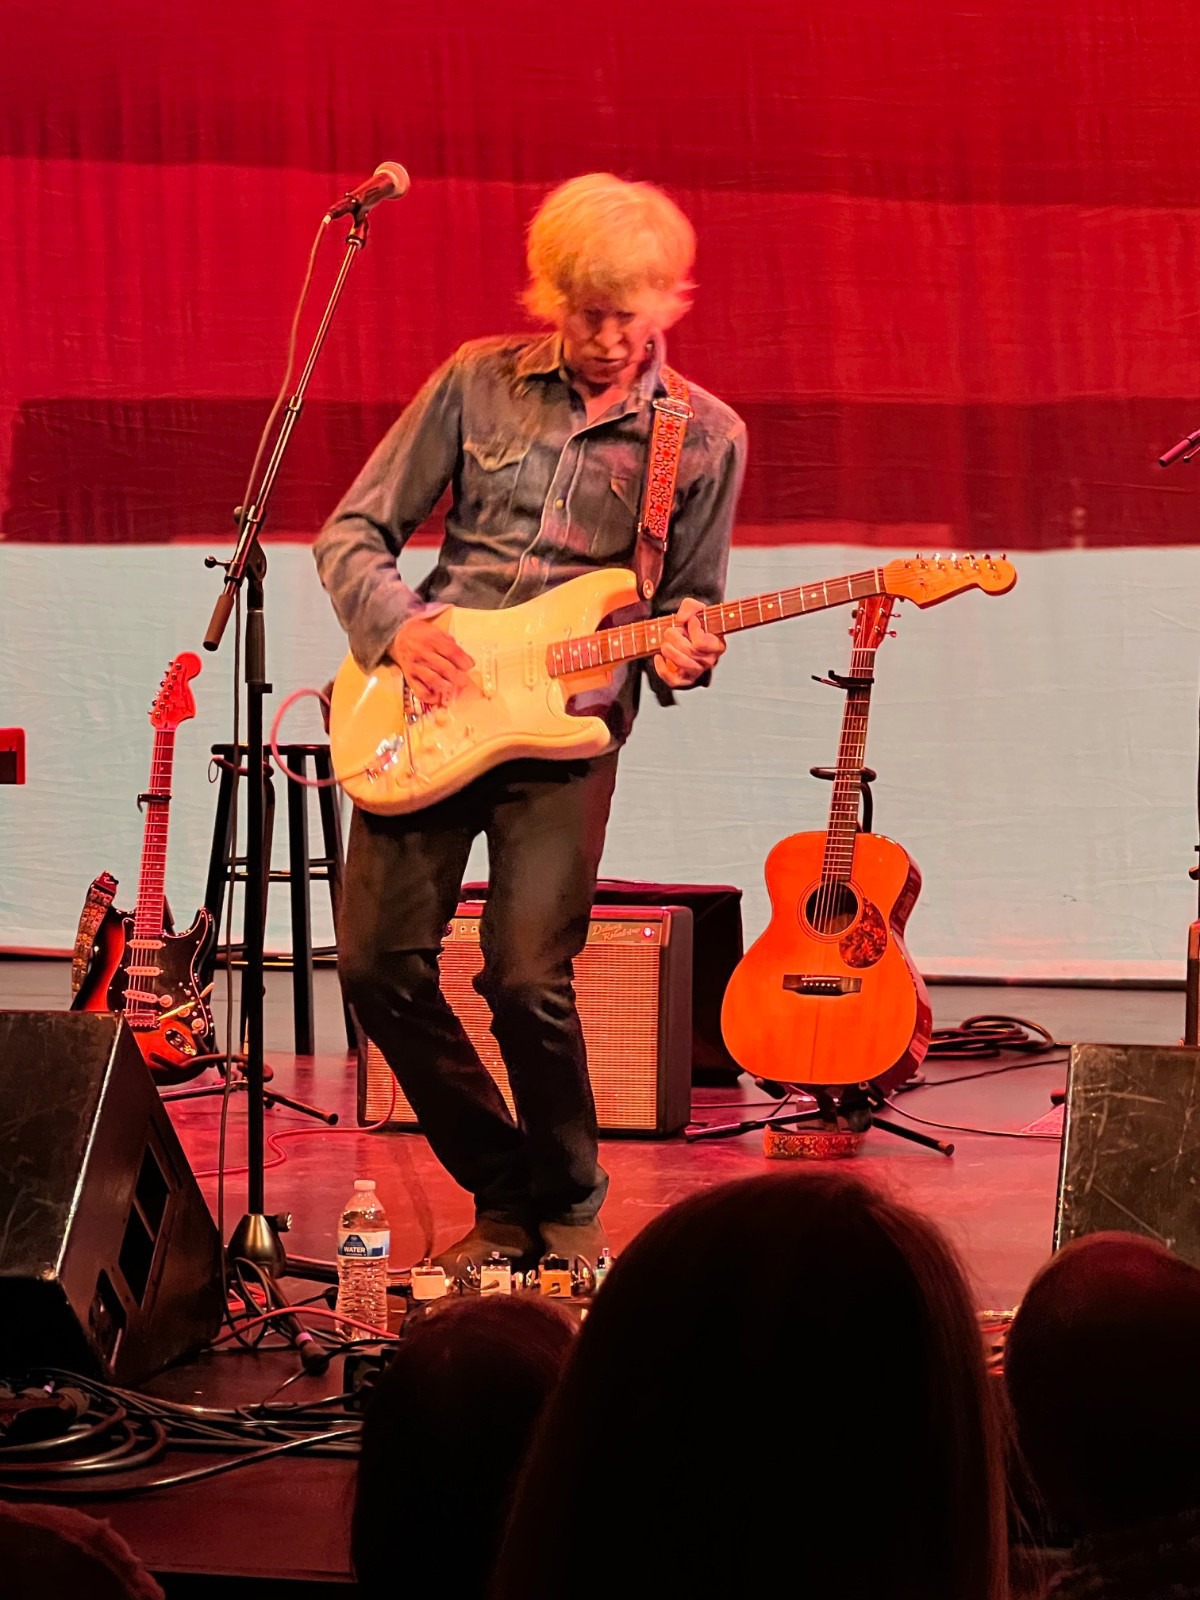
[{"x1": 803, "y1": 883, "x2": 859, "y2": 937}]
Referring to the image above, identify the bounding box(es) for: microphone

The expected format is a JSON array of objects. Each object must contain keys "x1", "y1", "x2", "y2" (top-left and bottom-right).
[
  {"x1": 1159, "y1": 427, "x2": 1200, "y2": 468},
  {"x1": 324, "y1": 162, "x2": 411, "y2": 223},
  {"x1": 265, "y1": 1277, "x2": 331, "y2": 1376}
]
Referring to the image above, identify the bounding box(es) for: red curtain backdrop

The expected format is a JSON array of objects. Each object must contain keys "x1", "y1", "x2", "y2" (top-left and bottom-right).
[{"x1": 4, "y1": 0, "x2": 1200, "y2": 548}]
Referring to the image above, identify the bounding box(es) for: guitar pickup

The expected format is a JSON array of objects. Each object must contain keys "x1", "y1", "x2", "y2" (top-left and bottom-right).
[
  {"x1": 782, "y1": 975, "x2": 863, "y2": 997},
  {"x1": 479, "y1": 647, "x2": 497, "y2": 699}
]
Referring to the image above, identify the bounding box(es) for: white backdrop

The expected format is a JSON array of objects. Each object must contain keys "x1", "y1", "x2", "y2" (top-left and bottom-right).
[{"x1": 2, "y1": 540, "x2": 1197, "y2": 981}]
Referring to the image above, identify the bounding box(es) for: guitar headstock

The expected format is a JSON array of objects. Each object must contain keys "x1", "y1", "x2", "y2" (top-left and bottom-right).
[
  {"x1": 851, "y1": 593, "x2": 897, "y2": 652},
  {"x1": 149, "y1": 652, "x2": 202, "y2": 731},
  {"x1": 882, "y1": 553, "x2": 1017, "y2": 607}
]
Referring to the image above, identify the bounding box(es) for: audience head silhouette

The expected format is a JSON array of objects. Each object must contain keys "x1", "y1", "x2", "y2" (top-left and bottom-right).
[
  {"x1": 492, "y1": 1167, "x2": 1007, "y2": 1600},
  {"x1": 0, "y1": 1501, "x2": 164, "y2": 1599},
  {"x1": 350, "y1": 1290, "x2": 575, "y2": 1597},
  {"x1": 1005, "y1": 1229, "x2": 1200, "y2": 1536}
]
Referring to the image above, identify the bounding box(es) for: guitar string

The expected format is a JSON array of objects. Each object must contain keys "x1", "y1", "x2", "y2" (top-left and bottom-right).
[
  {"x1": 270, "y1": 576, "x2": 889, "y2": 789},
  {"x1": 531, "y1": 559, "x2": 987, "y2": 682},
  {"x1": 427, "y1": 580, "x2": 874, "y2": 682},
  {"x1": 128, "y1": 729, "x2": 177, "y2": 1026},
  {"x1": 279, "y1": 563, "x2": 980, "y2": 796},
  {"x1": 370, "y1": 568, "x2": 896, "y2": 695},
  {"x1": 310, "y1": 564, "x2": 986, "y2": 794},
  {"x1": 817, "y1": 593, "x2": 893, "y2": 935},
  {"x1": 815, "y1": 630, "x2": 874, "y2": 937}
]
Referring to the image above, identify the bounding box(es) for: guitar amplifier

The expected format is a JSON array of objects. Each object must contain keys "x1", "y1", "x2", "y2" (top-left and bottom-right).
[{"x1": 357, "y1": 903, "x2": 693, "y2": 1137}]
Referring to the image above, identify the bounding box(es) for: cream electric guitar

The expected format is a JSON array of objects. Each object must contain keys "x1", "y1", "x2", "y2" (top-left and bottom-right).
[{"x1": 329, "y1": 554, "x2": 1017, "y2": 817}]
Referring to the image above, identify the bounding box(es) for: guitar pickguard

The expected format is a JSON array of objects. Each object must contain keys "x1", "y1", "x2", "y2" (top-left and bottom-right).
[
  {"x1": 84, "y1": 910, "x2": 218, "y2": 1085},
  {"x1": 839, "y1": 899, "x2": 888, "y2": 969}
]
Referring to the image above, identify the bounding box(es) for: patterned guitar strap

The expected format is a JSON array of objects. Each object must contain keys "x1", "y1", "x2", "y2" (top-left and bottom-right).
[
  {"x1": 71, "y1": 870, "x2": 119, "y2": 996},
  {"x1": 633, "y1": 365, "x2": 693, "y2": 603}
]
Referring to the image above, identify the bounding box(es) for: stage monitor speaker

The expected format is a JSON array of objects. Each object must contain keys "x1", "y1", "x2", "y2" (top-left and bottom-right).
[
  {"x1": 1054, "y1": 1041, "x2": 1200, "y2": 1267},
  {"x1": 358, "y1": 902, "x2": 693, "y2": 1137},
  {"x1": 0, "y1": 1011, "x2": 225, "y2": 1383}
]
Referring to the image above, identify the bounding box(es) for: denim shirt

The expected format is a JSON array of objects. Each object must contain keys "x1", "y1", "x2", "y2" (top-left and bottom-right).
[{"x1": 314, "y1": 329, "x2": 747, "y2": 731}]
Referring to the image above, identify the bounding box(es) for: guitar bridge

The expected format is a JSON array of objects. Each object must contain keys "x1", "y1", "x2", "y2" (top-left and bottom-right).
[
  {"x1": 782, "y1": 975, "x2": 863, "y2": 997},
  {"x1": 363, "y1": 736, "x2": 404, "y2": 781}
]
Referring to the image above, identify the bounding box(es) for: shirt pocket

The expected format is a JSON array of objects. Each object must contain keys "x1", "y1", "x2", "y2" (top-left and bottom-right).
[
  {"x1": 460, "y1": 436, "x2": 530, "y2": 526},
  {"x1": 597, "y1": 474, "x2": 642, "y2": 559}
]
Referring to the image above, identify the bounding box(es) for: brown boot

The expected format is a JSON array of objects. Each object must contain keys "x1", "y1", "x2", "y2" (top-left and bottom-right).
[
  {"x1": 431, "y1": 1219, "x2": 540, "y2": 1277},
  {"x1": 538, "y1": 1219, "x2": 610, "y2": 1271}
]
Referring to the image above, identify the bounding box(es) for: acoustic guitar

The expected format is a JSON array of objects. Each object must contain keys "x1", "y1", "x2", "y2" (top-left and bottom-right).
[
  {"x1": 720, "y1": 594, "x2": 932, "y2": 1092},
  {"x1": 71, "y1": 652, "x2": 217, "y2": 1084},
  {"x1": 329, "y1": 553, "x2": 1016, "y2": 816}
]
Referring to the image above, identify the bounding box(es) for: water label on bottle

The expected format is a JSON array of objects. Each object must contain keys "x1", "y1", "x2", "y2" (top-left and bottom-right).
[{"x1": 338, "y1": 1229, "x2": 390, "y2": 1258}]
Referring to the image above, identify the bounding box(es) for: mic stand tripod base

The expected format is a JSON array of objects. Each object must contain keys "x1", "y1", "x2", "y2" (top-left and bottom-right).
[
  {"x1": 162, "y1": 1071, "x2": 339, "y2": 1125},
  {"x1": 228, "y1": 1212, "x2": 288, "y2": 1277}
]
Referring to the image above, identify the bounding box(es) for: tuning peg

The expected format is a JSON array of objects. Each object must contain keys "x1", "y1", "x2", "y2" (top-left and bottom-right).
[{"x1": 888, "y1": 629, "x2": 898, "y2": 638}]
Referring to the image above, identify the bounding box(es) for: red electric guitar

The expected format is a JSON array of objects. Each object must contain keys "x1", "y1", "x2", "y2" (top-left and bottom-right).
[
  {"x1": 720, "y1": 595, "x2": 931, "y2": 1093},
  {"x1": 71, "y1": 652, "x2": 217, "y2": 1084}
]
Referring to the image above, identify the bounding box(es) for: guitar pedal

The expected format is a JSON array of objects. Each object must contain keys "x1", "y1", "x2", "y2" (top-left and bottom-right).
[
  {"x1": 479, "y1": 1253, "x2": 514, "y2": 1295},
  {"x1": 535, "y1": 1255, "x2": 574, "y2": 1298}
]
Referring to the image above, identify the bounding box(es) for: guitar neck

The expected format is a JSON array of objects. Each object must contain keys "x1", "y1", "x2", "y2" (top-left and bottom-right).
[
  {"x1": 133, "y1": 728, "x2": 175, "y2": 940},
  {"x1": 547, "y1": 567, "x2": 886, "y2": 676},
  {"x1": 822, "y1": 638, "x2": 880, "y2": 884}
]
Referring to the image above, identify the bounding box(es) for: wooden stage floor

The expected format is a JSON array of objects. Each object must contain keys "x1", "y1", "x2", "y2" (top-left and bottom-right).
[{"x1": 0, "y1": 957, "x2": 1188, "y2": 1592}]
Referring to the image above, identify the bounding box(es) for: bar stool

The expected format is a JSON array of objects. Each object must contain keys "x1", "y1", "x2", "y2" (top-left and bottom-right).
[{"x1": 203, "y1": 742, "x2": 355, "y2": 1055}]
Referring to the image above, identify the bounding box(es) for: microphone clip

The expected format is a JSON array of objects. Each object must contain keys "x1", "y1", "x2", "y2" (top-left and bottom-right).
[{"x1": 1159, "y1": 427, "x2": 1200, "y2": 469}]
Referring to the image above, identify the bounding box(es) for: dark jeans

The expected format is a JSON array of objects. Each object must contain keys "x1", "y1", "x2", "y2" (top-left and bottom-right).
[{"x1": 338, "y1": 753, "x2": 618, "y2": 1228}]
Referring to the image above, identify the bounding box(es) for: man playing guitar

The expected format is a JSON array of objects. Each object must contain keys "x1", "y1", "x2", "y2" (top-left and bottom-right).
[{"x1": 314, "y1": 172, "x2": 747, "y2": 1272}]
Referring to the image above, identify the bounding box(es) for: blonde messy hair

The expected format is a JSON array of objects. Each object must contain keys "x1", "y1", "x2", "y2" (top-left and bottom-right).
[{"x1": 523, "y1": 173, "x2": 696, "y2": 329}]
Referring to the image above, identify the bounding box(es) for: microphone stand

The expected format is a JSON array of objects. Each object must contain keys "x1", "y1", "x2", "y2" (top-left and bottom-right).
[
  {"x1": 1157, "y1": 429, "x2": 1200, "y2": 1044},
  {"x1": 202, "y1": 213, "x2": 371, "y2": 1281}
]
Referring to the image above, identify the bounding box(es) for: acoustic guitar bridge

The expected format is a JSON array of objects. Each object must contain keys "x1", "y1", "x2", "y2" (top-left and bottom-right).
[{"x1": 782, "y1": 975, "x2": 863, "y2": 997}]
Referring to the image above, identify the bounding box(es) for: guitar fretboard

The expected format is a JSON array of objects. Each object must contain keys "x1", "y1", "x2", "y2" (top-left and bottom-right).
[
  {"x1": 546, "y1": 568, "x2": 885, "y2": 677},
  {"x1": 822, "y1": 683, "x2": 874, "y2": 886},
  {"x1": 132, "y1": 729, "x2": 175, "y2": 946}
]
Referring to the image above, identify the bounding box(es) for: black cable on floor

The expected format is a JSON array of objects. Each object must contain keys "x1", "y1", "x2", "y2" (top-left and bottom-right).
[
  {"x1": 880, "y1": 1013, "x2": 1070, "y2": 1139},
  {"x1": 0, "y1": 1368, "x2": 363, "y2": 1495},
  {"x1": 925, "y1": 1013, "x2": 1061, "y2": 1059}
]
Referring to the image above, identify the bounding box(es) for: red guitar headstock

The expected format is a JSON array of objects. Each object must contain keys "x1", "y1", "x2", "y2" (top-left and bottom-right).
[
  {"x1": 149, "y1": 652, "x2": 202, "y2": 731},
  {"x1": 851, "y1": 594, "x2": 897, "y2": 655}
]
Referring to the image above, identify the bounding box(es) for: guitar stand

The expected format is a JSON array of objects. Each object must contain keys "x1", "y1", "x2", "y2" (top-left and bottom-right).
[
  {"x1": 687, "y1": 1080, "x2": 954, "y2": 1156},
  {"x1": 809, "y1": 761, "x2": 876, "y2": 834}
]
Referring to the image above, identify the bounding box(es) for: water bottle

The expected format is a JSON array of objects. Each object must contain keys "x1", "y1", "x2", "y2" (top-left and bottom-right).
[{"x1": 335, "y1": 1179, "x2": 390, "y2": 1336}]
